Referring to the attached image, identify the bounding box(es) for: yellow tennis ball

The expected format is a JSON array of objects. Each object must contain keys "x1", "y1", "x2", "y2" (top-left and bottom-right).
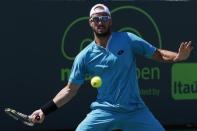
[{"x1": 91, "y1": 76, "x2": 102, "y2": 88}]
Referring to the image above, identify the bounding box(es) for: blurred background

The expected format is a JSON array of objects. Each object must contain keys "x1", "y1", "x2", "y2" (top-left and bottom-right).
[{"x1": 0, "y1": 0, "x2": 196, "y2": 131}]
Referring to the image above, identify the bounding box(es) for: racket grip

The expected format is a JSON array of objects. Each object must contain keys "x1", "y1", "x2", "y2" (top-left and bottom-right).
[{"x1": 35, "y1": 115, "x2": 40, "y2": 121}]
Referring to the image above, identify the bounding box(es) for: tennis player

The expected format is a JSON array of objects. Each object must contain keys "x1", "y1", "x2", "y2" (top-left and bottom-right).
[{"x1": 30, "y1": 4, "x2": 193, "y2": 131}]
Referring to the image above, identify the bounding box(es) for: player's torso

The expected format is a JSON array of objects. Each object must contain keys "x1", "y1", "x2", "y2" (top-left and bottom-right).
[
  {"x1": 86, "y1": 32, "x2": 134, "y2": 77},
  {"x1": 85, "y1": 32, "x2": 141, "y2": 105}
]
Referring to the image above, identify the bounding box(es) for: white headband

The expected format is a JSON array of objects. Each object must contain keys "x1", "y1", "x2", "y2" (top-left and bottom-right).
[{"x1": 89, "y1": 4, "x2": 111, "y2": 17}]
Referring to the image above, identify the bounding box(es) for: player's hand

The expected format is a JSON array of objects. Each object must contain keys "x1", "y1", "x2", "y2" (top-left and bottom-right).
[
  {"x1": 30, "y1": 109, "x2": 45, "y2": 124},
  {"x1": 174, "y1": 41, "x2": 193, "y2": 61}
]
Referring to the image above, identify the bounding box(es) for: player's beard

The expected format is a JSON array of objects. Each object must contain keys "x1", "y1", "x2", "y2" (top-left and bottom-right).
[{"x1": 93, "y1": 26, "x2": 111, "y2": 38}]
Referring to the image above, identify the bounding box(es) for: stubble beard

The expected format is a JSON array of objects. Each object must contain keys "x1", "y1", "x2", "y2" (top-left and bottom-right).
[{"x1": 93, "y1": 28, "x2": 111, "y2": 38}]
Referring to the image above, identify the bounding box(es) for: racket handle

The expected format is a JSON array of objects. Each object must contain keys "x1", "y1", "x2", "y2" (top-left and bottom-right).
[{"x1": 35, "y1": 115, "x2": 40, "y2": 121}]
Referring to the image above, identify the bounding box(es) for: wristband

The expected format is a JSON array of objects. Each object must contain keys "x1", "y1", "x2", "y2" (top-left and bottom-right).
[{"x1": 41, "y1": 100, "x2": 58, "y2": 116}]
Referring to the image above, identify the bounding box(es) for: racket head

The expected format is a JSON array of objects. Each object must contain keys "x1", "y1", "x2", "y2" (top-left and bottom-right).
[{"x1": 5, "y1": 108, "x2": 34, "y2": 126}]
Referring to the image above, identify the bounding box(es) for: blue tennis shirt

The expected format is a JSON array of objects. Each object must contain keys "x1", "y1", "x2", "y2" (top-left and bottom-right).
[{"x1": 69, "y1": 32, "x2": 156, "y2": 112}]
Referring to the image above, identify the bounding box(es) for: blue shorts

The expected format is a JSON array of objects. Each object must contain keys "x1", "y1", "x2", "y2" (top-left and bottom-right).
[{"x1": 76, "y1": 108, "x2": 165, "y2": 131}]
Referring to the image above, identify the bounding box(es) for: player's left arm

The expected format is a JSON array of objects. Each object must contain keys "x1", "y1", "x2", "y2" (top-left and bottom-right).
[{"x1": 152, "y1": 41, "x2": 193, "y2": 62}]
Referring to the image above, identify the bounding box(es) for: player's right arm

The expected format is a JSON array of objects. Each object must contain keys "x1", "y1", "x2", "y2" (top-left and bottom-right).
[
  {"x1": 30, "y1": 83, "x2": 80, "y2": 123},
  {"x1": 31, "y1": 51, "x2": 86, "y2": 124},
  {"x1": 53, "y1": 82, "x2": 80, "y2": 108}
]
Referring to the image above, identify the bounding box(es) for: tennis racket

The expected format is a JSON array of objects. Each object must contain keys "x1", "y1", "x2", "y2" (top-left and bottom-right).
[{"x1": 5, "y1": 108, "x2": 40, "y2": 126}]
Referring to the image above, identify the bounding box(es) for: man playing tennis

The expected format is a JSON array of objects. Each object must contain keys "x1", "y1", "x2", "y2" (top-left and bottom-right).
[{"x1": 30, "y1": 4, "x2": 193, "y2": 131}]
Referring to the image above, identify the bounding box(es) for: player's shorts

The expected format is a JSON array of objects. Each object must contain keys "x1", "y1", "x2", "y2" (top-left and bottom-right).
[{"x1": 76, "y1": 107, "x2": 165, "y2": 131}]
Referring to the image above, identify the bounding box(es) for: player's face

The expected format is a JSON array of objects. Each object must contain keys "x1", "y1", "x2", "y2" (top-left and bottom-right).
[{"x1": 89, "y1": 13, "x2": 112, "y2": 37}]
